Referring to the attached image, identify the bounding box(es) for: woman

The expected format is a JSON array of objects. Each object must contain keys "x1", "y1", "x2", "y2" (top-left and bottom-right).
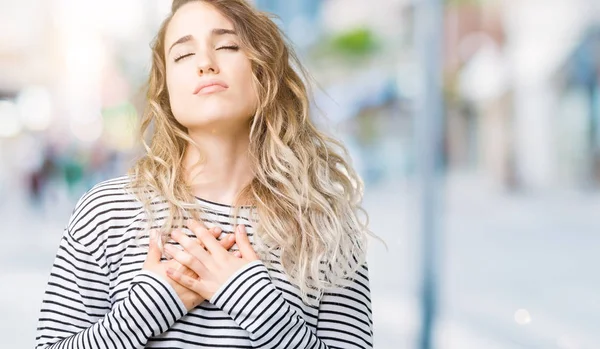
[{"x1": 35, "y1": 0, "x2": 374, "y2": 348}]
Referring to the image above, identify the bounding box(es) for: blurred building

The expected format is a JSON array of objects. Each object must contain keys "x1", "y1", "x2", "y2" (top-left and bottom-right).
[
  {"x1": 443, "y1": 0, "x2": 600, "y2": 192},
  {"x1": 555, "y1": 26, "x2": 600, "y2": 187}
]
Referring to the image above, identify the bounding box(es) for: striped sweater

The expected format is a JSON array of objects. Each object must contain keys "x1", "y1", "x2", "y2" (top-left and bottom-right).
[{"x1": 35, "y1": 176, "x2": 373, "y2": 348}]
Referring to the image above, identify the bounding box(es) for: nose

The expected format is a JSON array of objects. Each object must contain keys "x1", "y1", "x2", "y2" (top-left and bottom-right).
[{"x1": 196, "y1": 53, "x2": 219, "y2": 75}]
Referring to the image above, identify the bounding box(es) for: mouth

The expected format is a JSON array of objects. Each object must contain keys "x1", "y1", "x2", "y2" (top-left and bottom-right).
[{"x1": 193, "y1": 81, "x2": 229, "y2": 95}]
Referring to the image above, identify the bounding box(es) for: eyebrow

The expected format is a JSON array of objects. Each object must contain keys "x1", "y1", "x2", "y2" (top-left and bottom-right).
[{"x1": 168, "y1": 28, "x2": 237, "y2": 54}]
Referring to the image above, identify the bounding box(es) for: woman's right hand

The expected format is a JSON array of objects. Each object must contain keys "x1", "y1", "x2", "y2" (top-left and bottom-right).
[{"x1": 143, "y1": 227, "x2": 237, "y2": 311}]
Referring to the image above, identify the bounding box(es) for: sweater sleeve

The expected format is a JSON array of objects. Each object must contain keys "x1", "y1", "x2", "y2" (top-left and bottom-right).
[
  {"x1": 315, "y1": 263, "x2": 373, "y2": 348},
  {"x1": 35, "y1": 229, "x2": 187, "y2": 349},
  {"x1": 210, "y1": 260, "x2": 374, "y2": 349}
]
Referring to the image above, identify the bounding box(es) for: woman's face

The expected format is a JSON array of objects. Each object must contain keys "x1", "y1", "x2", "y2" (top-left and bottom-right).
[{"x1": 164, "y1": 1, "x2": 257, "y2": 132}]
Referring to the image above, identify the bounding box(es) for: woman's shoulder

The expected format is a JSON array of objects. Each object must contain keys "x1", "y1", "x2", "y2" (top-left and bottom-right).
[
  {"x1": 74, "y1": 175, "x2": 137, "y2": 208},
  {"x1": 66, "y1": 175, "x2": 141, "y2": 238}
]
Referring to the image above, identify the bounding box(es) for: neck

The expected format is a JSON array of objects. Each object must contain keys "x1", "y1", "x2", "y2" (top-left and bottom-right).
[{"x1": 183, "y1": 126, "x2": 254, "y2": 206}]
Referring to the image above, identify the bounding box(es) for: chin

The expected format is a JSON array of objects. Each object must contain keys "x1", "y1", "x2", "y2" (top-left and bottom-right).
[{"x1": 178, "y1": 112, "x2": 251, "y2": 132}]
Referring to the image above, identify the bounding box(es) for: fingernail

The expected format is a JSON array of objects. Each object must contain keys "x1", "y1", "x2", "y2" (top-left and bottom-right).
[
  {"x1": 213, "y1": 226, "x2": 222, "y2": 234},
  {"x1": 171, "y1": 230, "x2": 180, "y2": 238},
  {"x1": 229, "y1": 234, "x2": 235, "y2": 241},
  {"x1": 239, "y1": 225, "x2": 246, "y2": 234}
]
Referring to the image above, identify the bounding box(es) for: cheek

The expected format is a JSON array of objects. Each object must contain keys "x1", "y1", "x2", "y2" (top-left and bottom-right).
[
  {"x1": 166, "y1": 68, "x2": 187, "y2": 93},
  {"x1": 239, "y1": 61, "x2": 255, "y2": 89},
  {"x1": 233, "y1": 61, "x2": 258, "y2": 106},
  {"x1": 166, "y1": 68, "x2": 193, "y2": 108}
]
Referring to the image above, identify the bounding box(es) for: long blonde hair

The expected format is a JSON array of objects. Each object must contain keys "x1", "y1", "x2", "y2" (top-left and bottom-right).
[{"x1": 129, "y1": 0, "x2": 373, "y2": 303}]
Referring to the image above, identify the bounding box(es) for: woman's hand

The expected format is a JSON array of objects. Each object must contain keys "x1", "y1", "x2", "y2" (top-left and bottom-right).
[
  {"x1": 165, "y1": 219, "x2": 260, "y2": 301},
  {"x1": 142, "y1": 227, "x2": 237, "y2": 311}
]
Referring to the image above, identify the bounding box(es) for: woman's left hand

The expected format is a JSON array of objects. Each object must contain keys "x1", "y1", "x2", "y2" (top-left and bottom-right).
[{"x1": 165, "y1": 219, "x2": 260, "y2": 301}]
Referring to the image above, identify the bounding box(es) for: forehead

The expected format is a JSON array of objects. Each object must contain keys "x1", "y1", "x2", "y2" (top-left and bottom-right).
[{"x1": 165, "y1": 2, "x2": 234, "y2": 43}]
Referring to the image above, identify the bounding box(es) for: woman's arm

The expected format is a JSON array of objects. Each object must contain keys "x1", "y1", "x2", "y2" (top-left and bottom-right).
[
  {"x1": 209, "y1": 260, "x2": 373, "y2": 349},
  {"x1": 315, "y1": 263, "x2": 373, "y2": 348},
  {"x1": 35, "y1": 229, "x2": 187, "y2": 349},
  {"x1": 165, "y1": 221, "x2": 374, "y2": 348}
]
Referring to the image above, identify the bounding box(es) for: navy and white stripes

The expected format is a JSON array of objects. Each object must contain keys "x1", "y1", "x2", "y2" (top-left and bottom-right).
[{"x1": 35, "y1": 176, "x2": 373, "y2": 348}]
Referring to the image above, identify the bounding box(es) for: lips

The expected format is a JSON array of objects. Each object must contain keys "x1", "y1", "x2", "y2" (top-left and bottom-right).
[{"x1": 193, "y1": 80, "x2": 229, "y2": 95}]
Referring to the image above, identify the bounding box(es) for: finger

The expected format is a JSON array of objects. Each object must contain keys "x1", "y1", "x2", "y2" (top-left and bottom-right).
[
  {"x1": 171, "y1": 230, "x2": 212, "y2": 264},
  {"x1": 188, "y1": 219, "x2": 208, "y2": 232},
  {"x1": 164, "y1": 244, "x2": 208, "y2": 278},
  {"x1": 210, "y1": 226, "x2": 222, "y2": 239},
  {"x1": 163, "y1": 229, "x2": 191, "y2": 258},
  {"x1": 211, "y1": 226, "x2": 236, "y2": 251},
  {"x1": 165, "y1": 258, "x2": 197, "y2": 278},
  {"x1": 191, "y1": 220, "x2": 227, "y2": 257},
  {"x1": 188, "y1": 220, "x2": 210, "y2": 246},
  {"x1": 220, "y1": 233, "x2": 236, "y2": 250},
  {"x1": 166, "y1": 267, "x2": 206, "y2": 296},
  {"x1": 202, "y1": 224, "x2": 235, "y2": 251},
  {"x1": 146, "y1": 230, "x2": 162, "y2": 263},
  {"x1": 233, "y1": 251, "x2": 242, "y2": 258},
  {"x1": 236, "y1": 225, "x2": 259, "y2": 260}
]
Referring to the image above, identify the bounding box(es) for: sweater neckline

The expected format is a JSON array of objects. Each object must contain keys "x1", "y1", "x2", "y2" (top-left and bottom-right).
[{"x1": 194, "y1": 196, "x2": 255, "y2": 210}]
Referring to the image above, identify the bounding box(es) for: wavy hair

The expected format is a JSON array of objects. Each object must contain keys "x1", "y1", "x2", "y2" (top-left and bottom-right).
[{"x1": 128, "y1": 0, "x2": 373, "y2": 304}]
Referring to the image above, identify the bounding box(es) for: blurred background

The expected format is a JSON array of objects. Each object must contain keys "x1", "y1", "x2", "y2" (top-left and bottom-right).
[{"x1": 1, "y1": 0, "x2": 599, "y2": 348}]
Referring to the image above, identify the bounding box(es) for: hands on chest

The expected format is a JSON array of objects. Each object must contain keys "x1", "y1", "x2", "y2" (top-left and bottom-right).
[{"x1": 143, "y1": 219, "x2": 260, "y2": 311}]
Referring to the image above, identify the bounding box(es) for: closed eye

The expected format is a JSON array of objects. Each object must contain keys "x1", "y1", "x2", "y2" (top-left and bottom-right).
[
  {"x1": 174, "y1": 53, "x2": 194, "y2": 62},
  {"x1": 217, "y1": 45, "x2": 239, "y2": 51},
  {"x1": 174, "y1": 45, "x2": 239, "y2": 63}
]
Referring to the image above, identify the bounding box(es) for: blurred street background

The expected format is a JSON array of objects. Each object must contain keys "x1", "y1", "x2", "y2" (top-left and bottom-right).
[{"x1": 1, "y1": 0, "x2": 600, "y2": 348}]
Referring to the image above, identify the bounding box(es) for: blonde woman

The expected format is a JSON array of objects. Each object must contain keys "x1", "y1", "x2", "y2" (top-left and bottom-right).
[{"x1": 35, "y1": 0, "x2": 373, "y2": 348}]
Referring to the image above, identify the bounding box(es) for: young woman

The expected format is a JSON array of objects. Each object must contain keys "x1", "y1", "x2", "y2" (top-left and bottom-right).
[{"x1": 35, "y1": 0, "x2": 374, "y2": 348}]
